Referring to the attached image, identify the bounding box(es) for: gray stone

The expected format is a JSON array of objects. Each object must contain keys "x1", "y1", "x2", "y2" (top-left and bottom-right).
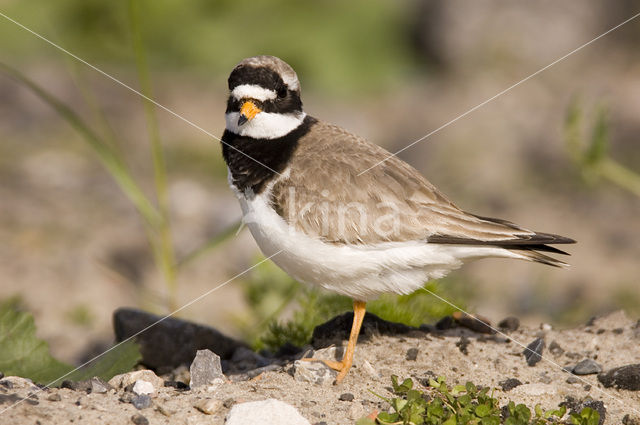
[
  {"x1": 131, "y1": 394, "x2": 152, "y2": 410},
  {"x1": 405, "y1": 348, "x2": 419, "y2": 361},
  {"x1": 292, "y1": 360, "x2": 337, "y2": 385},
  {"x1": 566, "y1": 376, "x2": 580, "y2": 384},
  {"x1": 339, "y1": 393, "x2": 354, "y2": 402},
  {"x1": 226, "y1": 399, "x2": 311, "y2": 425},
  {"x1": 89, "y1": 377, "x2": 112, "y2": 394},
  {"x1": 47, "y1": 393, "x2": 62, "y2": 402},
  {"x1": 572, "y1": 359, "x2": 602, "y2": 375},
  {"x1": 598, "y1": 364, "x2": 640, "y2": 390},
  {"x1": 523, "y1": 337, "x2": 544, "y2": 366},
  {"x1": 190, "y1": 349, "x2": 225, "y2": 388},
  {"x1": 113, "y1": 308, "x2": 247, "y2": 373}
]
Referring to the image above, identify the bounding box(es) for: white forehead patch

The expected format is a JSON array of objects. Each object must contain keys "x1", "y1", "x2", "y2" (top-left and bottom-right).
[{"x1": 231, "y1": 84, "x2": 277, "y2": 102}]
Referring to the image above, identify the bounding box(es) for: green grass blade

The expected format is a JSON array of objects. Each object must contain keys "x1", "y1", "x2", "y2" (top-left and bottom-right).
[{"x1": 0, "y1": 62, "x2": 162, "y2": 227}]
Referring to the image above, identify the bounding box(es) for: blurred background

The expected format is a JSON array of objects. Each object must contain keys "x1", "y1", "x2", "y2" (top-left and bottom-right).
[{"x1": 0, "y1": 0, "x2": 639, "y2": 365}]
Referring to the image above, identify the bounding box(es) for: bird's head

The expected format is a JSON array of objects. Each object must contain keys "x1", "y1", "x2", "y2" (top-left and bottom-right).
[{"x1": 225, "y1": 55, "x2": 305, "y2": 139}]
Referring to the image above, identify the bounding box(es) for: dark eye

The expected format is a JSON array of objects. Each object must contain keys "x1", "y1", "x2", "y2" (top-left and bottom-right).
[{"x1": 277, "y1": 87, "x2": 287, "y2": 98}]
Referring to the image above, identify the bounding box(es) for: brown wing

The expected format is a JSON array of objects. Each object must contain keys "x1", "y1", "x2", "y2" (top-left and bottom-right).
[{"x1": 271, "y1": 119, "x2": 575, "y2": 251}]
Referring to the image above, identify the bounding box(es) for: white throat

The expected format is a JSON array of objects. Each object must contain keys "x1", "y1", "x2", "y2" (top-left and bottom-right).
[{"x1": 226, "y1": 111, "x2": 306, "y2": 140}]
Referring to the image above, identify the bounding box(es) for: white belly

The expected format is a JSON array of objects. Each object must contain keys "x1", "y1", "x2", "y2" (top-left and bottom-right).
[{"x1": 235, "y1": 184, "x2": 518, "y2": 301}]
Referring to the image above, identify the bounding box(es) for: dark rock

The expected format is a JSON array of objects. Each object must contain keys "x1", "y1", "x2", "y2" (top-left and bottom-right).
[
  {"x1": 61, "y1": 380, "x2": 92, "y2": 393},
  {"x1": 230, "y1": 347, "x2": 271, "y2": 371},
  {"x1": 456, "y1": 336, "x2": 470, "y2": 355},
  {"x1": 452, "y1": 312, "x2": 494, "y2": 334},
  {"x1": 131, "y1": 394, "x2": 152, "y2": 410},
  {"x1": 623, "y1": 414, "x2": 640, "y2": 425},
  {"x1": 598, "y1": 364, "x2": 640, "y2": 390},
  {"x1": 131, "y1": 414, "x2": 149, "y2": 425},
  {"x1": 406, "y1": 348, "x2": 419, "y2": 361},
  {"x1": 163, "y1": 380, "x2": 189, "y2": 391},
  {"x1": 566, "y1": 376, "x2": 580, "y2": 384},
  {"x1": 189, "y1": 349, "x2": 225, "y2": 388},
  {"x1": 613, "y1": 328, "x2": 624, "y2": 334},
  {"x1": 339, "y1": 393, "x2": 354, "y2": 402},
  {"x1": 499, "y1": 378, "x2": 522, "y2": 391},
  {"x1": 311, "y1": 312, "x2": 417, "y2": 348},
  {"x1": 0, "y1": 380, "x2": 13, "y2": 389},
  {"x1": 435, "y1": 315, "x2": 456, "y2": 330},
  {"x1": 274, "y1": 342, "x2": 305, "y2": 359},
  {"x1": 523, "y1": 337, "x2": 545, "y2": 366},
  {"x1": 573, "y1": 359, "x2": 602, "y2": 375},
  {"x1": 498, "y1": 317, "x2": 520, "y2": 332},
  {"x1": 0, "y1": 372, "x2": 3, "y2": 380},
  {"x1": 548, "y1": 340, "x2": 564, "y2": 356},
  {"x1": 113, "y1": 308, "x2": 248, "y2": 373}
]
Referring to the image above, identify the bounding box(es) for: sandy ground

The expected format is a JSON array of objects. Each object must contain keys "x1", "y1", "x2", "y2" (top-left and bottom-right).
[{"x1": 1, "y1": 311, "x2": 639, "y2": 424}]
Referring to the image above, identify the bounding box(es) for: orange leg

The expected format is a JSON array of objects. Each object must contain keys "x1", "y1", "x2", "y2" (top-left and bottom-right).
[{"x1": 303, "y1": 300, "x2": 366, "y2": 384}]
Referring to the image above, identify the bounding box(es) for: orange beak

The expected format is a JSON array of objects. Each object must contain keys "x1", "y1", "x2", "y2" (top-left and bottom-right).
[{"x1": 238, "y1": 100, "x2": 262, "y2": 126}]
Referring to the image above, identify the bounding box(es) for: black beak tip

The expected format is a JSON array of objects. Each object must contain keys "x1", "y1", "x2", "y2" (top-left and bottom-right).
[{"x1": 237, "y1": 114, "x2": 248, "y2": 126}]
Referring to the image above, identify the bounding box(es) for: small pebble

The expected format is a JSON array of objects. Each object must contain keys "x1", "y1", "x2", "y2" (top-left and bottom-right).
[
  {"x1": 572, "y1": 359, "x2": 602, "y2": 375},
  {"x1": 0, "y1": 372, "x2": 4, "y2": 379},
  {"x1": 613, "y1": 328, "x2": 624, "y2": 335},
  {"x1": 89, "y1": 377, "x2": 112, "y2": 394},
  {"x1": 566, "y1": 376, "x2": 580, "y2": 384},
  {"x1": 499, "y1": 378, "x2": 522, "y2": 392},
  {"x1": 456, "y1": 336, "x2": 470, "y2": 355},
  {"x1": 405, "y1": 348, "x2": 418, "y2": 361},
  {"x1": 623, "y1": 414, "x2": 640, "y2": 425},
  {"x1": 523, "y1": 337, "x2": 545, "y2": 366},
  {"x1": 131, "y1": 414, "x2": 149, "y2": 425},
  {"x1": 548, "y1": 340, "x2": 564, "y2": 356},
  {"x1": 339, "y1": 393, "x2": 354, "y2": 402},
  {"x1": 540, "y1": 323, "x2": 552, "y2": 332},
  {"x1": 195, "y1": 398, "x2": 223, "y2": 415},
  {"x1": 47, "y1": 393, "x2": 62, "y2": 402},
  {"x1": 132, "y1": 380, "x2": 155, "y2": 396},
  {"x1": 498, "y1": 317, "x2": 520, "y2": 332},
  {"x1": 131, "y1": 394, "x2": 152, "y2": 410}
]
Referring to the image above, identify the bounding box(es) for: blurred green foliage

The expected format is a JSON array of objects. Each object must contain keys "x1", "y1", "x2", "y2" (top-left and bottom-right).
[
  {"x1": 0, "y1": 299, "x2": 141, "y2": 386},
  {"x1": 565, "y1": 99, "x2": 640, "y2": 197},
  {"x1": 1, "y1": 0, "x2": 416, "y2": 95},
  {"x1": 235, "y1": 258, "x2": 465, "y2": 351}
]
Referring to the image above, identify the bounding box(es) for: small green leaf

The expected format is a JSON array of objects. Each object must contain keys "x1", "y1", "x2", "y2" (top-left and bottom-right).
[
  {"x1": 377, "y1": 411, "x2": 399, "y2": 424},
  {"x1": 475, "y1": 403, "x2": 491, "y2": 417}
]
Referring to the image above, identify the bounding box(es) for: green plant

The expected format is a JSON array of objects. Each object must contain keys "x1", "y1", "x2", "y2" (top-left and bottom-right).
[
  {"x1": 0, "y1": 300, "x2": 141, "y2": 386},
  {"x1": 565, "y1": 99, "x2": 640, "y2": 197},
  {"x1": 360, "y1": 376, "x2": 600, "y2": 425}
]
